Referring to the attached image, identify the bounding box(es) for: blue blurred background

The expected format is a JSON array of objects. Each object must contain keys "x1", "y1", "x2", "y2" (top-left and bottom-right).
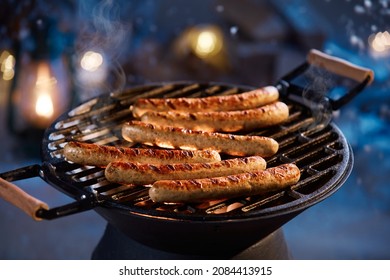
[{"x1": 0, "y1": 0, "x2": 389, "y2": 259}]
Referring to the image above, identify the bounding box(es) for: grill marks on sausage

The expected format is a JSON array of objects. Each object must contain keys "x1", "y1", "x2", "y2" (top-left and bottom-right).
[
  {"x1": 122, "y1": 121, "x2": 279, "y2": 157},
  {"x1": 131, "y1": 86, "x2": 279, "y2": 118},
  {"x1": 61, "y1": 84, "x2": 303, "y2": 205},
  {"x1": 140, "y1": 101, "x2": 289, "y2": 133},
  {"x1": 63, "y1": 141, "x2": 221, "y2": 167},
  {"x1": 104, "y1": 156, "x2": 267, "y2": 185},
  {"x1": 149, "y1": 163, "x2": 301, "y2": 203}
]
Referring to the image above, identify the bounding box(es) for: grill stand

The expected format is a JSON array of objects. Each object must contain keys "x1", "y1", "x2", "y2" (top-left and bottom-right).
[{"x1": 91, "y1": 223, "x2": 291, "y2": 260}]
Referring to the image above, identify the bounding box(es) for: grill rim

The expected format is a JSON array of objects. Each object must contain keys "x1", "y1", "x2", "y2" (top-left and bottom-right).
[{"x1": 38, "y1": 81, "x2": 354, "y2": 222}]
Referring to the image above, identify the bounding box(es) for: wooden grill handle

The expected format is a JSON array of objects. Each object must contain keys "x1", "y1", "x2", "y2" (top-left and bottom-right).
[
  {"x1": 0, "y1": 177, "x2": 48, "y2": 221},
  {"x1": 307, "y1": 49, "x2": 374, "y2": 85}
]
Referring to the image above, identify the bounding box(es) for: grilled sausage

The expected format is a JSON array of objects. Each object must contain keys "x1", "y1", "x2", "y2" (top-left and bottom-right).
[
  {"x1": 105, "y1": 156, "x2": 266, "y2": 185},
  {"x1": 140, "y1": 101, "x2": 289, "y2": 132},
  {"x1": 132, "y1": 86, "x2": 279, "y2": 118},
  {"x1": 63, "y1": 141, "x2": 221, "y2": 167},
  {"x1": 122, "y1": 121, "x2": 279, "y2": 157},
  {"x1": 149, "y1": 163, "x2": 300, "y2": 203}
]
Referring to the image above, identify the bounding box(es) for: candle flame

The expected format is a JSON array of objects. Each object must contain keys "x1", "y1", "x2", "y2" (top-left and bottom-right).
[
  {"x1": 35, "y1": 93, "x2": 54, "y2": 118},
  {"x1": 34, "y1": 63, "x2": 57, "y2": 119}
]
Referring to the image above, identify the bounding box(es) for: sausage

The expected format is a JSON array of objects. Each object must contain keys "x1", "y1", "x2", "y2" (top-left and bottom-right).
[
  {"x1": 105, "y1": 156, "x2": 266, "y2": 185},
  {"x1": 63, "y1": 141, "x2": 221, "y2": 167},
  {"x1": 140, "y1": 101, "x2": 289, "y2": 132},
  {"x1": 132, "y1": 86, "x2": 279, "y2": 118},
  {"x1": 122, "y1": 121, "x2": 279, "y2": 157},
  {"x1": 149, "y1": 163, "x2": 300, "y2": 203}
]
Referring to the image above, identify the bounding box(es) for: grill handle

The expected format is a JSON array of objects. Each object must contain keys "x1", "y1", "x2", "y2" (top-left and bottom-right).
[
  {"x1": 0, "y1": 165, "x2": 96, "y2": 221},
  {"x1": 278, "y1": 49, "x2": 374, "y2": 110},
  {"x1": 307, "y1": 49, "x2": 374, "y2": 84}
]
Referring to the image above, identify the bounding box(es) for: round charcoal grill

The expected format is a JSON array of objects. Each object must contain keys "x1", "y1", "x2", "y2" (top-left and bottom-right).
[{"x1": 0, "y1": 50, "x2": 374, "y2": 257}]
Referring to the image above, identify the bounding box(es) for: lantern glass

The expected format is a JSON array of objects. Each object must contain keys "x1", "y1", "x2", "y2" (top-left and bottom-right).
[
  {"x1": 10, "y1": 55, "x2": 71, "y2": 130},
  {"x1": 7, "y1": 16, "x2": 76, "y2": 140}
]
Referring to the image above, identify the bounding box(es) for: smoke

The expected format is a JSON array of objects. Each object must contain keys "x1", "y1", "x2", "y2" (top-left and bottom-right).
[
  {"x1": 76, "y1": 0, "x2": 131, "y2": 60},
  {"x1": 74, "y1": 0, "x2": 130, "y2": 97},
  {"x1": 91, "y1": 0, "x2": 131, "y2": 60},
  {"x1": 301, "y1": 66, "x2": 333, "y2": 131}
]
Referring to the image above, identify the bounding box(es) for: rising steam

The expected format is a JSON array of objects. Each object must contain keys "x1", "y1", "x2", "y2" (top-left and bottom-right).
[
  {"x1": 76, "y1": 0, "x2": 131, "y2": 58},
  {"x1": 74, "y1": 0, "x2": 129, "y2": 96},
  {"x1": 301, "y1": 66, "x2": 333, "y2": 131}
]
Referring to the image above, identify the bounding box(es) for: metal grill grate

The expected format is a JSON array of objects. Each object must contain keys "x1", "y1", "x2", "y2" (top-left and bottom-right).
[{"x1": 42, "y1": 82, "x2": 352, "y2": 219}]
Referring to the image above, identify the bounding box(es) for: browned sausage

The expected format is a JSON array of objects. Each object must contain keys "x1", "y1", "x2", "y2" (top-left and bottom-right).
[
  {"x1": 105, "y1": 156, "x2": 266, "y2": 185},
  {"x1": 149, "y1": 163, "x2": 300, "y2": 203},
  {"x1": 63, "y1": 141, "x2": 221, "y2": 167},
  {"x1": 132, "y1": 86, "x2": 279, "y2": 118},
  {"x1": 122, "y1": 121, "x2": 279, "y2": 157},
  {"x1": 140, "y1": 101, "x2": 289, "y2": 132}
]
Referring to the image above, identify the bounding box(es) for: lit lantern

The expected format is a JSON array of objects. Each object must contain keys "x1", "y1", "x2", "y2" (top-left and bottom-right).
[
  {"x1": 74, "y1": 49, "x2": 126, "y2": 101},
  {"x1": 174, "y1": 25, "x2": 229, "y2": 71},
  {"x1": 0, "y1": 51, "x2": 15, "y2": 81},
  {"x1": 77, "y1": 50, "x2": 107, "y2": 87},
  {"x1": 368, "y1": 31, "x2": 390, "y2": 57},
  {"x1": 192, "y1": 28, "x2": 223, "y2": 58},
  {"x1": 7, "y1": 16, "x2": 76, "y2": 136}
]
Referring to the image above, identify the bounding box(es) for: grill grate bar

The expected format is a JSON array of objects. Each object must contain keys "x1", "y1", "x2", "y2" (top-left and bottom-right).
[
  {"x1": 241, "y1": 192, "x2": 286, "y2": 212},
  {"x1": 117, "y1": 85, "x2": 176, "y2": 105},
  {"x1": 111, "y1": 187, "x2": 149, "y2": 202}
]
